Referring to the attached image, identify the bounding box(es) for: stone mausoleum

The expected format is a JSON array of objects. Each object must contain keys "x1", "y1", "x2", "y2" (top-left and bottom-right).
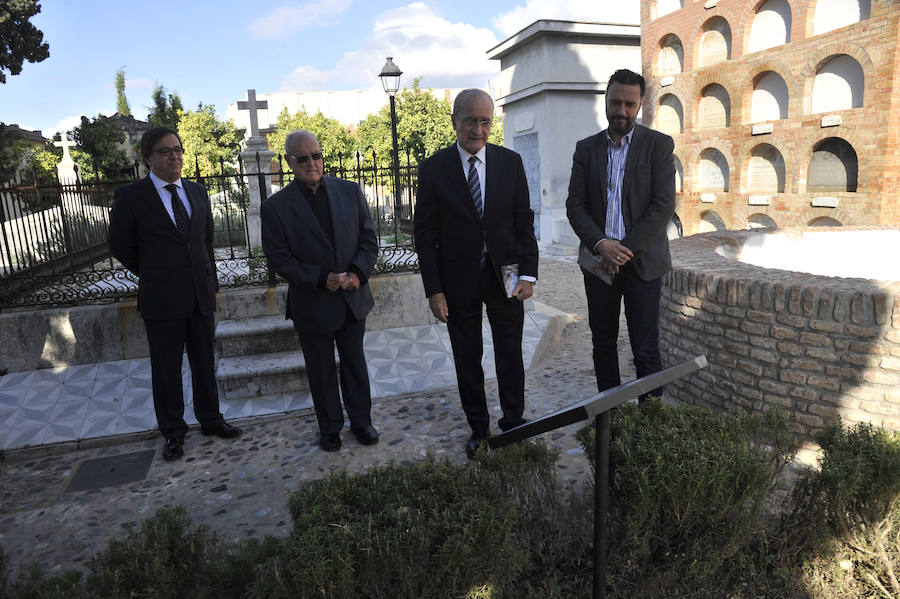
[{"x1": 639, "y1": 0, "x2": 900, "y2": 234}]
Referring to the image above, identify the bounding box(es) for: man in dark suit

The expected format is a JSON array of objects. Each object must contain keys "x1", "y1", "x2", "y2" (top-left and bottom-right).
[
  {"x1": 108, "y1": 126, "x2": 241, "y2": 462},
  {"x1": 414, "y1": 89, "x2": 538, "y2": 459},
  {"x1": 261, "y1": 130, "x2": 379, "y2": 452},
  {"x1": 566, "y1": 69, "x2": 676, "y2": 400}
]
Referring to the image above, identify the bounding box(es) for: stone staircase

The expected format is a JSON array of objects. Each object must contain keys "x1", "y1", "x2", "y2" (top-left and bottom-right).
[{"x1": 214, "y1": 315, "x2": 313, "y2": 404}]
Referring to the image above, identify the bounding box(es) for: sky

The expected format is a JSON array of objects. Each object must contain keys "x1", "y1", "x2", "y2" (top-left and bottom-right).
[{"x1": 2, "y1": 0, "x2": 639, "y2": 138}]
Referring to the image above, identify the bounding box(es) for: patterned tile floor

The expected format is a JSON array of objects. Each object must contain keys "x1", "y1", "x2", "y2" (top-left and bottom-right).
[{"x1": 0, "y1": 310, "x2": 552, "y2": 452}]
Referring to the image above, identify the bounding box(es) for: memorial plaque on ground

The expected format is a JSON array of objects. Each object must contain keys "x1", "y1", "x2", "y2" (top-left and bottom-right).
[{"x1": 65, "y1": 449, "x2": 156, "y2": 492}]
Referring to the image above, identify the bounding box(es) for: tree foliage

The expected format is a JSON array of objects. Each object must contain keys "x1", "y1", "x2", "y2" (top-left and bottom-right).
[
  {"x1": 267, "y1": 107, "x2": 356, "y2": 168},
  {"x1": 0, "y1": 0, "x2": 49, "y2": 84},
  {"x1": 114, "y1": 68, "x2": 131, "y2": 116},
  {"x1": 148, "y1": 83, "x2": 183, "y2": 130},
  {"x1": 177, "y1": 105, "x2": 244, "y2": 178},
  {"x1": 72, "y1": 115, "x2": 126, "y2": 180}
]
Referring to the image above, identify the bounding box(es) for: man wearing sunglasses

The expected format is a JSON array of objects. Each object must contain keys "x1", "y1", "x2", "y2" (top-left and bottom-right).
[
  {"x1": 261, "y1": 130, "x2": 379, "y2": 452},
  {"x1": 109, "y1": 126, "x2": 242, "y2": 462}
]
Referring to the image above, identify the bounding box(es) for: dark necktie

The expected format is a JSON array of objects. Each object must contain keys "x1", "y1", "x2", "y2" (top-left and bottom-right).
[
  {"x1": 467, "y1": 156, "x2": 483, "y2": 218},
  {"x1": 166, "y1": 184, "x2": 190, "y2": 238}
]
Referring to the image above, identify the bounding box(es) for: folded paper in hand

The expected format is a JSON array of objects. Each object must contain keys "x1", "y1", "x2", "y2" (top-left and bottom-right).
[
  {"x1": 577, "y1": 243, "x2": 613, "y2": 286},
  {"x1": 501, "y1": 263, "x2": 519, "y2": 298}
]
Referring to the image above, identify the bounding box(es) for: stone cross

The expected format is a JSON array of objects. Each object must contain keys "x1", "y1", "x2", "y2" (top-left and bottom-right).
[
  {"x1": 54, "y1": 137, "x2": 77, "y2": 165},
  {"x1": 237, "y1": 89, "x2": 268, "y2": 138}
]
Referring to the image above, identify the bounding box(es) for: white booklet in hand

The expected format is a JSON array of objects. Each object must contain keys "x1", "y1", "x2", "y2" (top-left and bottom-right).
[
  {"x1": 577, "y1": 243, "x2": 613, "y2": 286},
  {"x1": 501, "y1": 263, "x2": 519, "y2": 298}
]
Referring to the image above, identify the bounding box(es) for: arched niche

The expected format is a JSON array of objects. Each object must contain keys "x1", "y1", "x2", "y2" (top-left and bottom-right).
[
  {"x1": 748, "y1": 0, "x2": 792, "y2": 53},
  {"x1": 699, "y1": 17, "x2": 732, "y2": 66},
  {"x1": 699, "y1": 210, "x2": 727, "y2": 232},
  {"x1": 654, "y1": 0, "x2": 684, "y2": 20},
  {"x1": 750, "y1": 71, "x2": 789, "y2": 122},
  {"x1": 747, "y1": 213, "x2": 778, "y2": 229},
  {"x1": 808, "y1": 216, "x2": 843, "y2": 226},
  {"x1": 674, "y1": 155, "x2": 684, "y2": 193},
  {"x1": 699, "y1": 148, "x2": 729, "y2": 191},
  {"x1": 658, "y1": 34, "x2": 684, "y2": 76},
  {"x1": 657, "y1": 94, "x2": 684, "y2": 135},
  {"x1": 699, "y1": 84, "x2": 731, "y2": 129},
  {"x1": 811, "y1": 55, "x2": 864, "y2": 113},
  {"x1": 747, "y1": 144, "x2": 786, "y2": 193},
  {"x1": 813, "y1": 0, "x2": 870, "y2": 36},
  {"x1": 807, "y1": 137, "x2": 858, "y2": 192}
]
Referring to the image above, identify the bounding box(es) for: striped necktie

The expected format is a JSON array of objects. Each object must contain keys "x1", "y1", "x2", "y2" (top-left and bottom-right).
[{"x1": 467, "y1": 156, "x2": 483, "y2": 218}]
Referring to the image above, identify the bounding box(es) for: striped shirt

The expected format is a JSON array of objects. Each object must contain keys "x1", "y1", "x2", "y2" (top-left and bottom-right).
[{"x1": 605, "y1": 128, "x2": 633, "y2": 241}]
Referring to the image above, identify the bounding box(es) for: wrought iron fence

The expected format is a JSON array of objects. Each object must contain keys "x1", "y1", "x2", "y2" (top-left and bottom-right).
[{"x1": 0, "y1": 151, "x2": 419, "y2": 310}]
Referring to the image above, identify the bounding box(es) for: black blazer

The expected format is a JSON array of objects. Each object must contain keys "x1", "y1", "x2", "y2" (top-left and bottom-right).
[
  {"x1": 414, "y1": 143, "x2": 538, "y2": 305},
  {"x1": 261, "y1": 177, "x2": 378, "y2": 335},
  {"x1": 565, "y1": 124, "x2": 676, "y2": 282},
  {"x1": 108, "y1": 177, "x2": 217, "y2": 320}
]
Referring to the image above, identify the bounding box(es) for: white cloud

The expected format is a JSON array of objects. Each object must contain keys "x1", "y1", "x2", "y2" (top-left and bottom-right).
[
  {"x1": 280, "y1": 65, "x2": 334, "y2": 92},
  {"x1": 492, "y1": 0, "x2": 640, "y2": 37},
  {"x1": 279, "y1": 3, "x2": 501, "y2": 92},
  {"x1": 248, "y1": 0, "x2": 353, "y2": 38},
  {"x1": 43, "y1": 115, "x2": 82, "y2": 139}
]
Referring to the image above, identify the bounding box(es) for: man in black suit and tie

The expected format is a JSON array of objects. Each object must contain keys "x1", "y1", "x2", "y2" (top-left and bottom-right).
[
  {"x1": 566, "y1": 69, "x2": 676, "y2": 400},
  {"x1": 414, "y1": 89, "x2": 539, "y2": 459},
  {"x1": 108, "y1": 126, "x2": 242, "y2": 462},
  {"x1": 261, "y1": 130, "x2": 379, "y2": 452}
]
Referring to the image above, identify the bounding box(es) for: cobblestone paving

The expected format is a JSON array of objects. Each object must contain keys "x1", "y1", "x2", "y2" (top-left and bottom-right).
[{"x1": 0, "y1": 253, "x2": 639, "y2": 578}]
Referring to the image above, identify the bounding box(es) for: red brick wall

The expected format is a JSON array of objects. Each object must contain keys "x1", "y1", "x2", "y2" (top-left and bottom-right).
[{"x1": 640, "y1": 0, "x2": 900, "y2": 234}]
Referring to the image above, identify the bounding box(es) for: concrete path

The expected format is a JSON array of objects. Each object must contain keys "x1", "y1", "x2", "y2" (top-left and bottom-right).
[{"x1": 0, "y1": 252, "x2": 639, "y2": 578}]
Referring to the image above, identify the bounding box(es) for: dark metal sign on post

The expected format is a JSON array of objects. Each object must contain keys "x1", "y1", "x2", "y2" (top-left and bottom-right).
[{"x1": 489, "y1": 355, "x2": 708, "y2": 599}]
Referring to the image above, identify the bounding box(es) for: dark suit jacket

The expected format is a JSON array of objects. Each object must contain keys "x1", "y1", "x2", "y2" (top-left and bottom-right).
[
  {"x1": 261, "y1": 177, "x2": 378, "y2": 335},
  {"x1": 414, "y1": 143, "x2": 538, "y2": 305},
  {"x1": 108, "y1": 177, "x2": 217, "y2": 320},
  {"x1": 566, "y1": 123, "x2": 675, "y2": 281}
]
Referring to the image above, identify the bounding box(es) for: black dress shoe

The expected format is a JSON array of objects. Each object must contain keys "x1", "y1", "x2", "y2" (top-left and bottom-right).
[
  {"x1": 162, "y1": 437, "x2": 184, "y2": 461},
  {"x1": 200, "y1": 421, "x2": 242, "y2": 439},
  {"x1": 351, "y1": 425, "x2": 379, "y2": 445},
  {"x1": 465, "y1": 436, "x2": 488, "y2": 460},
  {"x1": 320, "y1": 432, "x2": 341, "y2": 452}
]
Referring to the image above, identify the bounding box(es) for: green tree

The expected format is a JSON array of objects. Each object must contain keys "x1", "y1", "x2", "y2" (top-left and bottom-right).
[
  {"x1": 0, "y1": 0, "x2": 49, "y2": 84},
  {"x1": 177, "y1": 104, "x2": 243, "y2": 178},
  {"x1": 72, "y1": 115, "x2": 126, "y2": 180},
  {"x1": 147, "y1": 83, "x2": 183, "y2": 130},
  {"x1": 267, "y1": 107, "x2": 356, "y2": 168},
  {"x1": 114, "y1": 68, "x2": 131, "y2": 116}
]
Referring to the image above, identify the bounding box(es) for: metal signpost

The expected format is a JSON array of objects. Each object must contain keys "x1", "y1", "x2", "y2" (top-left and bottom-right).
[{"x1": 489, "y1": 355, "x2": 708, "y2": 599}]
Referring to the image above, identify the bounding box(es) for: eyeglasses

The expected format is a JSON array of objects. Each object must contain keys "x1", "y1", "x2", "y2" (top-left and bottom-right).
[
  {"x1": 290, "y1": 152, "x2": 324, "y2": 164},
  {"x1": 460, "y1": 117, "x2": 492, "y2": 128},
  {"x1": 151, "y1": 146, "x2": 184, "y2": 156}
]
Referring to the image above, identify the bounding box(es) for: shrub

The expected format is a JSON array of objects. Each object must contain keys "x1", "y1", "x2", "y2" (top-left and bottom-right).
[
  {"x1": 578, "y1": 400, "x2": 798, "y2": 596},
  {"x1": 789, "y1": 419, "x2": 900, "y2": 597}
]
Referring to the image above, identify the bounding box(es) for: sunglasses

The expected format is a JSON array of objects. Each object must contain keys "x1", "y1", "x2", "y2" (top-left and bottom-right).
[{"x1": 290, "y1": 152, "x2": 324, "y2": 164}]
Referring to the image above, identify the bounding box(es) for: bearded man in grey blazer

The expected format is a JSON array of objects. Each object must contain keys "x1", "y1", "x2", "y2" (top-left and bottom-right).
[{"x1": 261, "y1": 130, "x2": 379, "y2": 452}]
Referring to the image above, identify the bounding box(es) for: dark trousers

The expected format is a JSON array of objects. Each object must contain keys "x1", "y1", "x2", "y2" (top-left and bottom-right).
[
  {"x1": 446, "y1": 262, "x2": 526, "y2": 439},
  {"x1": 143, "y1": 306, "x2": 223, "y2": 440},
  {"x1": 295, "y1": 305, "x2": 372, "y2": 435},
  {"x1": 583, "y1": 265, "x2": 663, "y2": 400}
]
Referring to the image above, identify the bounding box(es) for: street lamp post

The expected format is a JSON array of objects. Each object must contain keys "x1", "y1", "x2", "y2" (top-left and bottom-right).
[{"x1": 378, "y1": 57, "x2": 403, "y2": 220}]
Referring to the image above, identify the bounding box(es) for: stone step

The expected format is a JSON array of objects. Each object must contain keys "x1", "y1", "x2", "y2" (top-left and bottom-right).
[
  {"x1": 215, "y1": 315, "x2": 298, "y2": 358},
  {"x1": 216, "y1": 349, "x2": 319, "y2": 402}
]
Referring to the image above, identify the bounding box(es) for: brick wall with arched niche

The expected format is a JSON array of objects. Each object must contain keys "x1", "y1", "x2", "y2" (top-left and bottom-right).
[
  {"x1": 747, "y1": 0, "x2": 793, "y2": 54},
  {"x1": 810, "y1": 0, "x2": 871, "y2": 37},
  {"x1": 674, "y1": 153, "x2": 684, "y2": 193},
  {"x1": 807, "y1": 137, "x2": 858, "y2": 193},
  {"x1": 657, "y1": 93, "x2": 685, "y2": 135},
  {"x1": 749, "y1": 71, "x2": 789, "y2": 122},
  {"x1": 748, "y1": 213, "x2": 779, "y2": 228},
  {"x1": 799, "y1": 43, "x2": 873, "y2": 114},
  {"x1": 698, "y1": 83, "x2": 731, "y2": 128},
  {"x1": 698, "y1": 147, "x2": 731, "y2": 191},
  {"x1": 652, "y1": 0, "x2": 684, "y2": 21},
  {"x1": 699, "y1": 209, "x2": 728, "y2": 232},
  {"x1": 658, "y1": 33, "x2": 685, "y2": 75},
  {"x1": 698, "y1": 16, "x2": 733, "y2": 66},
  {"x1": 746, "y1": 143, "x2": 786, "y2": 193},
  {"x1": 660, "y1": 227, "x2": 900, "y2": 442},
  {"x1": 811, "y1": 54, "x2": 865, "y2": 114}
]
